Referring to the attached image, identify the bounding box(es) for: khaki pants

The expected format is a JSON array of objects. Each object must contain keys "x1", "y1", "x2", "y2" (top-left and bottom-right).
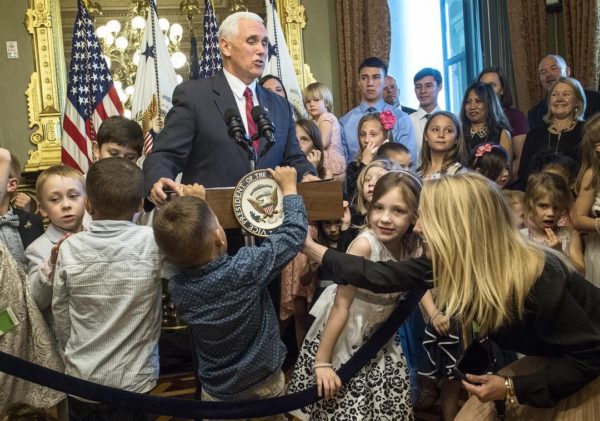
[{"x1": 201, "y1": 370, "x2": 287, "y2": 421}]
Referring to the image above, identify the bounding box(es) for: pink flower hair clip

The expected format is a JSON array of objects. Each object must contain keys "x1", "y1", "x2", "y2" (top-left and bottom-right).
[
  {"x1": 475, "y1": 143, "x2": 494, "y2": 158},
  {"x1": 379, "y1": 110, "x2": 396, "y2": 130}
]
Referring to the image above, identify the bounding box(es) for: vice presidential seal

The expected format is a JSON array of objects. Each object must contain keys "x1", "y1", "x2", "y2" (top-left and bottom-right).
[{"x1": 233, "y1": 169, "x2": 284, "y2": 237}]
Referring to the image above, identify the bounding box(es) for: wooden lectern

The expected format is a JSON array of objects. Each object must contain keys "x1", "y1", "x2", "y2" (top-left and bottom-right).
[{"x1": 204, "y1": 179, "x2": 345, "y2": 229}]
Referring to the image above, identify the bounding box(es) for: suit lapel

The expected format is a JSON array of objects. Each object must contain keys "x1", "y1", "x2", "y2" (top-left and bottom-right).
[
  {"x1": 212, "y1": 71, "x2": 239, "y2": 121},
  {"x1": 256, "y1": 85, "x2": 275, "y2": 156}
]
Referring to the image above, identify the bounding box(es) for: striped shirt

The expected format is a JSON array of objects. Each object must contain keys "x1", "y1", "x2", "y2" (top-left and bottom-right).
[{"x1": 52, "y1": 220, "x2": 162, "y2": 393}]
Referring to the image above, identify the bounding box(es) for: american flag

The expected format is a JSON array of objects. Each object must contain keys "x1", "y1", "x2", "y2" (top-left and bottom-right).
[
  {"x1": 61, "y1": 0, "x2": 123, "y2": 173},
  {"x1": 198, "y1": 0, "x2": 222, "y2": 78}
]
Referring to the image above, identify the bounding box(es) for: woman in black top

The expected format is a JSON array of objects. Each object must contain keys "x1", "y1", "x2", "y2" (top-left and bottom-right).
[
  {"x1": 303, "y1": 172, "x2": 600, "y2": 419},
  {"x1": 517, "y1": 76, "x2": 586, "y2": 189}
]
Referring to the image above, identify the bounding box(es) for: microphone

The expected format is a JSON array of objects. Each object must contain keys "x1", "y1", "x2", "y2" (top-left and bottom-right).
[
  {"x1": 224, "y1": 108, "x2": 249, "y2": 145},
  {"x1": 251, "y1": 106, "x2": 276, "y2": 148}
]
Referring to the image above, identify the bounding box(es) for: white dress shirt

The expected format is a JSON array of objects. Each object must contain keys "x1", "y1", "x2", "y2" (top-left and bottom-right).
[
  {"x1": 52, "y1": 220, "x2": 162, "y2": 394},
  {"x1": 409, "y1": 106, "x2": 442, "y2": 161},
  {"x1": 223, "y1": 68, "x2": 258, "y2": 135}
]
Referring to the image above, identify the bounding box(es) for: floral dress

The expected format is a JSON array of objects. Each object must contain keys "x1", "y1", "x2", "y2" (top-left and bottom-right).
[{"x1": 287, "y1": 229, "x2": 413, "y2": 420}]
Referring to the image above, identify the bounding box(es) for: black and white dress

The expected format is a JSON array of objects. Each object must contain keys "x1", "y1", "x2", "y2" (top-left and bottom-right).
[{"x1": 287, "y1": 229, "x2": 413, "y2": 420}]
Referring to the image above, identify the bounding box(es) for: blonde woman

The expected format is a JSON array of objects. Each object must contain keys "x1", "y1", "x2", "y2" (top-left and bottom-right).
[{"x1": 303, "y1": 172, "x2": 600, "y2": 420}]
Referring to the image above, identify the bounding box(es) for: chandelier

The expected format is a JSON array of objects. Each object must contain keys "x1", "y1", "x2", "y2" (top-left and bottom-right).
[{"x1": 90, "y1": 0, "x2": 191, "y2": 117}]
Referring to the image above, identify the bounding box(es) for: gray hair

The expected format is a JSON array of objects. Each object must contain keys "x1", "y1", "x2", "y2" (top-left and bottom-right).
[{"x1": 217, "y1": 12, "x2": 264, "y2": 41}]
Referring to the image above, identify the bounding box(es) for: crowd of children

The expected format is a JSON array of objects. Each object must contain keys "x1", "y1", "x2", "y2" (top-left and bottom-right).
[{"x1": 1, "y1": 75, "x2": 600, "y2": 420}]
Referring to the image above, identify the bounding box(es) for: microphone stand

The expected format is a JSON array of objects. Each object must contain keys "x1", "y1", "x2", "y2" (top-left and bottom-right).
[{"x1": 229, "y1": 127, "x2": 257, "y2": 247}]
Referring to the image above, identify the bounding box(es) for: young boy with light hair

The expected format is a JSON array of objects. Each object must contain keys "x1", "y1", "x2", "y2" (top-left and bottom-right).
[{"x1": 24, "y1": 165, "x2": 87, "y2": 326}]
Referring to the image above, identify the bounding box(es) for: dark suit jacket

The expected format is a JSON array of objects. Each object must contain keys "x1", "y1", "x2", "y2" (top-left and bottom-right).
[
  {"x1": 143, "y1": 71, "x2": 315, "y2": 194},
  {"x1": 528, "y1": 88, "x2": 600, "y2": 129},
  {"x1": 13, "y1": 208, "x2": 44, "y2": 250}
]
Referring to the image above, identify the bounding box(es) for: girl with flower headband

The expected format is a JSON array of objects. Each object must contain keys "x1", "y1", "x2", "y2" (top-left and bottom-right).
[
  {"x1": 469, "y1": 142, "x2": 511, "y2": 188},
  {"x1": 418, "y1": 111, "x2": 468, "y2": 180},
  {"x1": 345, "y1": 111, "x2": 400, "y2": 202},
  {"x1": 288, "y1": 170, "x2": 422, "y2": 420}
]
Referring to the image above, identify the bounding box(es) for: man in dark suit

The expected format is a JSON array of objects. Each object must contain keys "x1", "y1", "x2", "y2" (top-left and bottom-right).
[
  {"x1": 143, "y1": 11, "x2": 316, "y2": 208},
  {"x1": 528, "y1": 54, "x2": 600, "y2": 129}
]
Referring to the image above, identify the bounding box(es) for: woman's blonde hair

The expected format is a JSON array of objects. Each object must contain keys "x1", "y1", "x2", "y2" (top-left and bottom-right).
[
  {"x1": 302, "y1": 82, "x2": 334, "y2": 113},
  {"x1": 419, "y1": 172, "x2": 545, "y2": 334}
]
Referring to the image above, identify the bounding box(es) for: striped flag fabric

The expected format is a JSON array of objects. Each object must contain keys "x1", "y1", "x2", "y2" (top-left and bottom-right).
[
  {"x1": 198, "y1": 0, "x2": 222, "y2": 79},
  {"x1": 61, "y1": 0, "x2": 123, "y2": 173},
  {"x1": 263, "y1": 0, "x2": 306, "y2": 117},
  {"x1": 131, "y1": 0, "x2": 178, "y2": 156}
]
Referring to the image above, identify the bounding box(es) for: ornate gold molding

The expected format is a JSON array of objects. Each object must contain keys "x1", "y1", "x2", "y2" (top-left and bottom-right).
[
  {"x1": 275, "y1": 0, "x2": 314, "y2": 89},
  {"x1": 24, "y1": 0, "x2": 63, "y2": 171}
]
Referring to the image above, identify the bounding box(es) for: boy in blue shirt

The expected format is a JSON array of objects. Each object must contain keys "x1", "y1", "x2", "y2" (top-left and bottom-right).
[{"x1": 153, "y1": 166, "x2": 306, "y2": 415}]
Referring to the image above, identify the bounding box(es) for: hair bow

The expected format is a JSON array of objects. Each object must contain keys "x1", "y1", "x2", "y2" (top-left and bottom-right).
[
  {"x1": 379, "y1": 110, "x2": 397, "y2": 130},
  {"x1": 475, "y1": 143, "x2": 494, "y2": 157}
]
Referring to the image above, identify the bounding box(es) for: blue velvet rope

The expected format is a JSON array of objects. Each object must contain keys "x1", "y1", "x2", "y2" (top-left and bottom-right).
[{"x1": 0, "y1": 289, "x2": 425, "y2": 419}]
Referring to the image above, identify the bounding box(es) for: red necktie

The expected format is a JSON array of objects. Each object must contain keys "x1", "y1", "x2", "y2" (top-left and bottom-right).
[{"x1": 243, "y1": 88, "x2": 259, "y2": 153}]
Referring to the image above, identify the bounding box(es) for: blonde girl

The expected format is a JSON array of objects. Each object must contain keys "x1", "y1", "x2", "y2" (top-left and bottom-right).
[
  {"x1": 303, "y1": 82, "x2": 346, "y2": 181},
  {"x1": 346, "y1": 112, "x2": 395, "y2": 201},
  {"x1": 522, "y1": 171, "x2": 585, "y2": 274}
]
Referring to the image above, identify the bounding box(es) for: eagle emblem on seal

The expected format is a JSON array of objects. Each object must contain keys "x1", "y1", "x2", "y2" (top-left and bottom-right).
[{"x1": 246, "y1": 185, "x2": 280, "y2": 222}]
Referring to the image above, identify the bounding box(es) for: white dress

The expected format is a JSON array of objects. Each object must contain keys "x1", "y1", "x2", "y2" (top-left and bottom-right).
[
  {"x1": 585, "y1": 192, "x2": 600, "y2": 287},
  {"x1": 287, "y1": 229, "x2": 413, "y2": 420}
]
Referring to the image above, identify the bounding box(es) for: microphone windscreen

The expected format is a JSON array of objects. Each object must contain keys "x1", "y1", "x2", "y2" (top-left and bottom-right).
[
  {"x1": 224, "y1": 108, "x2": 240, "y2": 122},
  {"x1": 251, "y1": 105, "x2": 267, "y2": 123}
]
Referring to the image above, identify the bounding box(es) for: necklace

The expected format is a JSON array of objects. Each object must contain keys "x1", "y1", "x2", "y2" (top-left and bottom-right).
[
  {"x1": 550, "y1": 120, "x2": 576, "y2": 133},
  {"x1": 547, "y1": 131, "x2": 563, "y2": 153},
  {"x1": 470, "y1": 124, "x2": 488, "y2": 139}
]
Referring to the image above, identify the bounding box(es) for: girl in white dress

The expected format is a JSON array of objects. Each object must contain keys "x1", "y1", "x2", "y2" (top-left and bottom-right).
[
  {"x1": 288, "y1": 170, "x2": 423, "y2": 420},
  {"x1": 574, "y1": 113, "x2": 600, "y2": 286}
]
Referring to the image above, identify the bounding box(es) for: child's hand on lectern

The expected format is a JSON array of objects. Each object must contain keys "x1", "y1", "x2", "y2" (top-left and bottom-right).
[{"x1": 269, "y1": 166, "x2": 297, "y2": 196}]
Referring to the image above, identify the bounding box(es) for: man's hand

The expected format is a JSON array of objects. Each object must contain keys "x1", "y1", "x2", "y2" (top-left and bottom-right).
[
  {"x1": 150, "y1": 177, "x2": 182, "y2": 206},
  {"x1": 181, "y1": 183, "x2": 206, "y2": 200},
  {"x1": 462, "y1": 374, "x2": 507, "y2": 402},
  {"x1": 269, "y1": 166, "x2": 297, "y2": 196}
]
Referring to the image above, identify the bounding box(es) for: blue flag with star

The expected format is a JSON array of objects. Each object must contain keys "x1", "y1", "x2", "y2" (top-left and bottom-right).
[{"x1": 131, "y1": 0, "x2": 178, "y2": 155}]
